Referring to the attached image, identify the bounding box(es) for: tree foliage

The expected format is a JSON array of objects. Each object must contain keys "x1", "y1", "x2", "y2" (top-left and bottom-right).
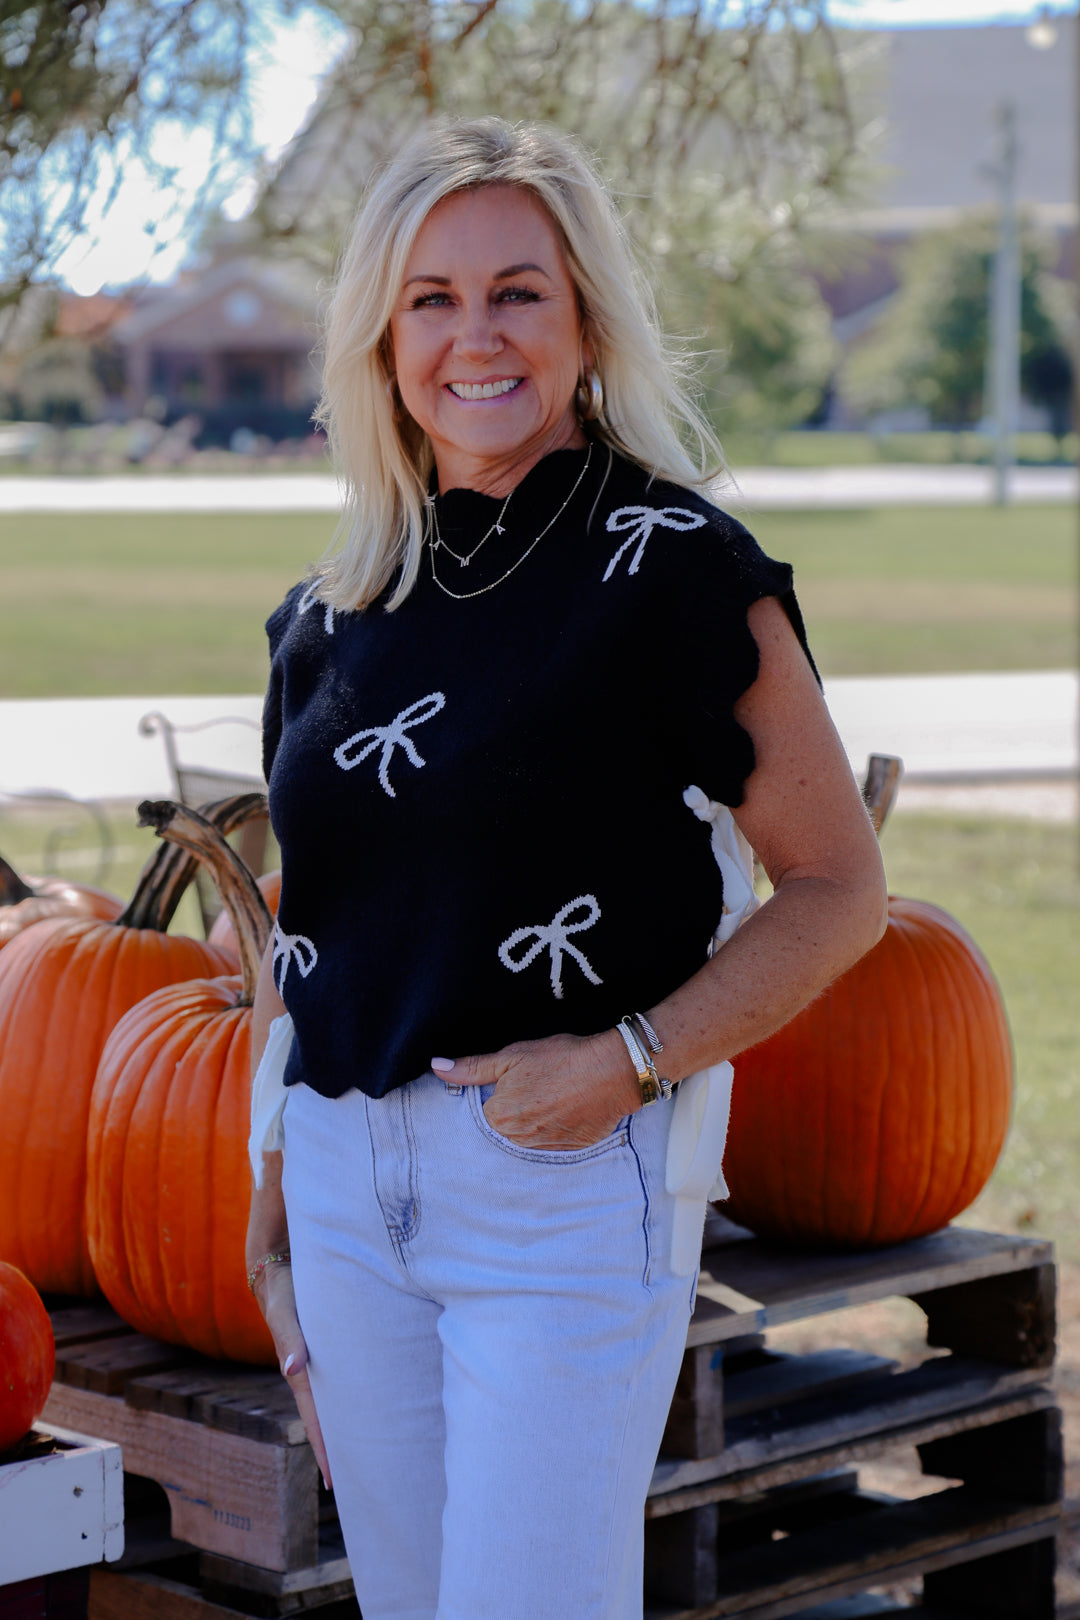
[
  {"x1": 1, "y1": 0, "x2": 874, "y2": 432},
  {"x1": 840, "y1": 219, "x2": 1075, "y2": 436},
  {"x1": 0, "y1": 0, "x2": 252, "y2": 343},
  {"x1": 255, "y1": 0, "x2": 872, "y2": 432}
]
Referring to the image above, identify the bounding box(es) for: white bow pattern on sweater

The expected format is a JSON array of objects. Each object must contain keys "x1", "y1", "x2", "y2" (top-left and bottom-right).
[
  {"x1": 602, "y1": 505, "x2": 707, "y2": 581},
  {"x1": 272, "y1": 921, "x2": 318, "y2": 994},
  {"x1": 498, "y1": 895, "x2": 603, "y2": 1001},
  {"x1": 297, "y1": 584, "x2": 335, "y2": 635},
  {"x1": 334, "y1": 691, "x2": 447, "y2": 798}
]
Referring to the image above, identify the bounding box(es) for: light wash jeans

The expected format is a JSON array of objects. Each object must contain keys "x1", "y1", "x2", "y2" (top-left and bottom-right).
[{"x1": 281, "y1": 1072, "x2": 704, "y2": 1620}]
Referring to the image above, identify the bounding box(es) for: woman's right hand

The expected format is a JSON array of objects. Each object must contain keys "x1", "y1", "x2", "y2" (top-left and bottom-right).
[{"x1": 254, "y1": 1258, "x2": 333, "y2": 1491}]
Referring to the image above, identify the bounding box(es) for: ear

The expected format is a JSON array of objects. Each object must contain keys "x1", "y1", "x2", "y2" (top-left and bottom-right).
[{"x1": 580, "y1": 329, "x2": 596, "y2": 376}]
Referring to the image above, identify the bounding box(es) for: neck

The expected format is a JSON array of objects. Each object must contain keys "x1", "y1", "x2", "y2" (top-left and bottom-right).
[{"x1": 434, "y1": 420, "x2": 588, "y2": 498}]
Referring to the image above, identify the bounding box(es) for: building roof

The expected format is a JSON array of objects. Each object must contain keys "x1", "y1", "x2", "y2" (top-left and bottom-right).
[
  {"x1": 266, "y1": 20, "x2": 1076, "y2": 238},
  {"x1": 109, "y1": 256, "x2": 320, "y2": 349},
  {"x1": 856, "y1": 20, "x2": 1075, "y2": 222}
]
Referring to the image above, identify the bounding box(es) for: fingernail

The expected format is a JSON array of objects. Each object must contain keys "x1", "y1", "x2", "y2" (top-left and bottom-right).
[
  {"x1": 283, "y1": 1353, "x2": 295, "y2": 1376},
  {"x1": 431, "y1": 1057, "x2": 455, "y2": 1073},
  {"x1": 322, "y1": 1473, "x2": 330, "y2": 1491}
]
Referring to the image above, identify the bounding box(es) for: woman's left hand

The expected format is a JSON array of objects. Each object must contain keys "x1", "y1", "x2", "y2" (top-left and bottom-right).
[{"x1": 433, "y1": 1030, "x2": 641, "y2": 1150}]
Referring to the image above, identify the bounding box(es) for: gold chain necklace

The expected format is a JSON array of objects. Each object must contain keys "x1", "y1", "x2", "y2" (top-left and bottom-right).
[{"x1": 428, "y1": 445, "x2": 593, "y2": 602}]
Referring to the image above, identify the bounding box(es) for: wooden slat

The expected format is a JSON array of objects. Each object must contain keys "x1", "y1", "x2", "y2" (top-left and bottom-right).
[
  {"x1": 916, "y1": 1263, "x2": 1056, "y2": 1369},
  {"x1": 644, "y1": 1489, "x2": 1060, "y2": 1620},
  {"x1": 41, "y1": 1383, "x2": 319, "y2": 1572},
  {"x1": 90, "y1": 1567, "x2": 361, "y2": 1620},
  {"x1": 648, "y1": 1385, "x2": 1057, "y2": 1506},
  {"x1": 645, "y1": 1474, "x2": 861, "y2": 1611},
  {"x1": 199, "y1": 1533, "x2": 353, "y2": 1600},
  {"x1": 191, "y1": 1379, "x2": 304, "y2": 1447},
  {"x1": 721, "y1": 1350, "x2": 898, "y2": 1420},
  {"x1": 788, "y1": 1601, "x2": 987, "y2": 1619},
  {"x1": 126, "y1": 1368, "x2": 304, "y2": 1446},
  {"x1": 55, "y1": 1334, "x2": 189, "y2": 1395},
  {"x1": 90, "y1": 1569, "x2": 259, "y2": 1620},
  {"x1": 47, "y1": 1304, "x2": 131, "y2": 1350},
  {"x1": 688, "y1": 1229, "x2": 1053, "y2": 1349},
  {"x1": 125, "y1": 1368, "x2": 234, "y2": 1422}
]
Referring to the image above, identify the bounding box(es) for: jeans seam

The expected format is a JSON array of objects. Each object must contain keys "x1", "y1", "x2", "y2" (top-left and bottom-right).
[
  {"x1": 364, "y1": 1094, "x2": 413, "y2": 1267},
  {"x1": 626, "y1": 1111, "x2": 653, "y2": 1293},
  {"x1": 402, "y1": 1085, "x2": 421, "y2": 1244}
]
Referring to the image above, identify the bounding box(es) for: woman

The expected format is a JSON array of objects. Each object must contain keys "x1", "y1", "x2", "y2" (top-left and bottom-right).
[{"x1": 247, "y1": 117, "x2": 887, "y2": 1620}]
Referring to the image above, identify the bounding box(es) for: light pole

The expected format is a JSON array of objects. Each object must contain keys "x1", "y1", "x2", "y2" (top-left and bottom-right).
[
  {"x1": 988, "y1": 100, "x2": 1020, "y2": 506},
  {"x1": 987, "y1": 9, "x2": 1061, "y2": 507}
]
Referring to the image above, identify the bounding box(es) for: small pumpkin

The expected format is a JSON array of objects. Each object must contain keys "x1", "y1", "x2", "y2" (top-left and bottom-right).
[
  {"x1": 719, "y1": 896, "x2": 1013, "y2": 1249},
  {"x1": 0, "y1": 853, "x2": 123, "y2": 946},
  {"x1": 0, "y1": 795, "x2": 265, "y2": 1297},
  {"x1": 0, "y1": 1262, "x2": 55, "y2": 1452},
  {"x1": 87, "y1": 801, "x2": 276, "y2": 1362}
]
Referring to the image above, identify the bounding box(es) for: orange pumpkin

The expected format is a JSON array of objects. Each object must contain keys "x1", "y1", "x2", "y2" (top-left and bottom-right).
[
  {"x1": 0, "y1": 1262, "x2": 55, "y2": 1452},
  {"x1": 719, "y1": 896, "x2": 1013, "y2": 1249},
  {"x1": 0, "y1": 853, "x2": 123, "y2": 945},
  {"x1": 87, "y1": 802, "x2": 275, "y2": 1362},
  {"x1": 0, "y1": 795, "x2": 265, "y2": 1297}
]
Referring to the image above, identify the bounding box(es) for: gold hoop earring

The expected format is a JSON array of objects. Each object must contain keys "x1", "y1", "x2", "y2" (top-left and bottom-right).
[{"x1": 575, "y1": 369, "x2": 604, "y2": 422}]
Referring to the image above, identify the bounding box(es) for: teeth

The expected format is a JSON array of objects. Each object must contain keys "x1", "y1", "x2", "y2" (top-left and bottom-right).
[{"x1": 448, "y1": 379, "x2": 520, "y2": 400}]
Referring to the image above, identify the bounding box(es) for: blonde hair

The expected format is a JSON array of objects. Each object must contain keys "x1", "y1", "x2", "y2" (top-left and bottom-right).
[{"x1": 315, "y1": 117, "x2": 723, "y2": 611}]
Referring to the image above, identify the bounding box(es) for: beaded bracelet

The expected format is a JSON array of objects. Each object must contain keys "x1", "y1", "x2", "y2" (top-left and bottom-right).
[{"x1": 247, "y1": 1249, "x2": 291, "y2": 1295}]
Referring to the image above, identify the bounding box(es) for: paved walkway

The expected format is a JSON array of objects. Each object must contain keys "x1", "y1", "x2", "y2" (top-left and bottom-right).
[
  {"x1": 0, "y1": 463, "x2": 1074, "y2": 512},
  {"x1": 1, "y1": 672, "x2": 1075, "y2": 817}
]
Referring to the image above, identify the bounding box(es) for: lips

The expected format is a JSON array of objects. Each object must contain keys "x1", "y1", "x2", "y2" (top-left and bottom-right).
[{"x1": 446, "y1": 378, "x2": 523, "y2": 400}]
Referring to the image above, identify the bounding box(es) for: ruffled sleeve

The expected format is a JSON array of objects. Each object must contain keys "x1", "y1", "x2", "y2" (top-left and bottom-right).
[{"x1": 665, "y1": 507, "x2": 818, "y2": 808}]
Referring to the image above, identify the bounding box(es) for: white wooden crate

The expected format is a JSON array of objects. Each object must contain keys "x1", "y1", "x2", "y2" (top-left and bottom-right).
[{"x1": 0, "y1": 1426, "x2": 123, "y2": 1585}]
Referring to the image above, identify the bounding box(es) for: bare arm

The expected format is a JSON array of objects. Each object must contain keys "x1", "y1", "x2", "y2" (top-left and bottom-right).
[
  {"x1": 246, "y1": 938, "x2": 332, "y2": 1488},
  {"x1": 438, "y1": 596, "x2": 889, "y2": 1146}
]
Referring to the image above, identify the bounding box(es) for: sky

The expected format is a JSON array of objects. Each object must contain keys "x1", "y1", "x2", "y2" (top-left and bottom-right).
[{"x1": 53, "y1": 0, "x2": 1076, "y2": 297}]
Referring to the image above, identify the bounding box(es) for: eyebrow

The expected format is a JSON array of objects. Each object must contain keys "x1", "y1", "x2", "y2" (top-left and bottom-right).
[{"x1": 404, "y1": 262, "x2": 553, "y2": 287}]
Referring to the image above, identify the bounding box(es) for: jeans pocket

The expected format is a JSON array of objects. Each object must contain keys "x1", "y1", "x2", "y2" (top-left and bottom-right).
[{"x1": 468, "y1": 1086, "x2": 628, "y2": 1164}]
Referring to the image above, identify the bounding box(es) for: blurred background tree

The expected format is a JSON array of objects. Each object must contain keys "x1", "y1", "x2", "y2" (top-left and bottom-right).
[
  {"x1": 839, "y1": 219, "x2": 1075, "y2": 444},
  {"x1": 251, "y1": 0, "x2": 873, "y2": 436},
  {"x1": 0, "y1": 0, "x2": 253, "y2": 343}
]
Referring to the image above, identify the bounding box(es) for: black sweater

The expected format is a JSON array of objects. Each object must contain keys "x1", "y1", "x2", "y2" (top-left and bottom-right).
[{"x1": 262, "y1": 445, "x2": 813, "y2": 1100}]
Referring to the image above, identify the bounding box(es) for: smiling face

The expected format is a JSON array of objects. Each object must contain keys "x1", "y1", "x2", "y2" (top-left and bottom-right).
[{"x1": 388, "y1": 185, "x2": 592, "y2": 495}]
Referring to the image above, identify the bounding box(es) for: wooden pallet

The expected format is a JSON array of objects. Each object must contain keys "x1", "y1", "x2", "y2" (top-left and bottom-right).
[
  {"x1": 41, "y1": 1224, "x2": 1060, "y2": 1618},
  {"x1": 644, "y1": 1219, "x2": 1061, "y2": 1618}
]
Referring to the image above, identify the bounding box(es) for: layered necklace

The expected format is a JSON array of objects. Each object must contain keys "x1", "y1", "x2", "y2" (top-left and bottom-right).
[{"x1": 428, "y1": 445, "x2": 593, "y2": 602}]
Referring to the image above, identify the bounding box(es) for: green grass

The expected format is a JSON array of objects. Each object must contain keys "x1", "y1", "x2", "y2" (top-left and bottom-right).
[
  {"x1": 0, "y1": 503, "x2": 1075, "y2": 695},
  {"x1": 878, "y1": 811, "x2": 1080, "y2": 1261},
  {"x1": 0, "y1": 511, "x2": 333, "y2": 696},
  {"x1": 721, "y1": 429, "x2": 1078, "y2": 468},
  {"x1": 752, "y1": 504, "x2": 1078, "y2": 675}
]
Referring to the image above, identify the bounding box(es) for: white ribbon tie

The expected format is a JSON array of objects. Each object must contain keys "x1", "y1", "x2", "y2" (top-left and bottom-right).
[
  {"x1": 499, "y1": 894, "x2": 603, "y2": 1000},
  {"x1": 272, "y1": 921, "x2": 319, "y2": 995},
  {"x1": 297, "y1": 584, "x2": 336, "y2": 635},
  {"x1": 334, "y1": 691, "x2": 446, "y2": 798},
  {"x1": 602, "y1": 505, "x2": 707, "y2": 581},
  {"x1": 665, "y1": 791, "x2": 760, "y2": 1274}
]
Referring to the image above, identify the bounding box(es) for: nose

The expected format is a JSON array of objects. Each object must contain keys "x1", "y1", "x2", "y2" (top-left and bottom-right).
[{"x1": 453, "y1": 303, "x2": 503, "y2": 362}]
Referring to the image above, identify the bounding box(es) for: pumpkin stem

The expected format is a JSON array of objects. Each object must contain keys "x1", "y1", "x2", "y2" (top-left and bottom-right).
[
  {"x1": 0, "y1": 853, "x2": 37, "y2": 906},
  {"x1": 862, "y1": 754, "x2": 903, "y2": 836},
  {"x1": 138, "y1": 800, "x2": 271, "y2": 1004},
  {"x1": 117, "y1": 793, "x2": 269, "y2": 933}
]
